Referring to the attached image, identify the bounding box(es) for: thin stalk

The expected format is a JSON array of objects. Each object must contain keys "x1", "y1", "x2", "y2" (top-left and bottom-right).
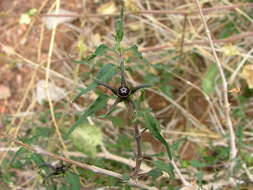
[
  {"x1": 177, "y1": 13, "x2": 187, "y2": 67},
  {"x1": 133, "y1": 124, "x2": 143, "y2": 178},
  {"x1": 14, "y1": 140, "x2": 158, "y2": 190},
  {"x1": 45, "y1": 0, "x2": 67, "y2": 151},
  {"x1": 41, "y1": 3, "x2": 253, "y2": 18},
  {"x1": 194, "y1": 0, "x2": 237, "y2": 173},
  {"x1": 120, "y1": 58, "x2": 126, "y2": 86},
  {"x1": 125, "y1": 99, "x2": 143, "y2": 179}
]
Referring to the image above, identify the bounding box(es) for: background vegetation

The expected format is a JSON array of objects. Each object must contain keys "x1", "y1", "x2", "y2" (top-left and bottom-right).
[{"x1": 1, "y1": 0, "x2": 253, "y2": 189}]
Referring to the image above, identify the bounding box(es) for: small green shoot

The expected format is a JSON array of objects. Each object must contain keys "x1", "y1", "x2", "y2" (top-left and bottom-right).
[
  {"x1": 66, "y1": 171, "x2": 81, "y2": 190},
  {"x1": 73, "y1": 63, "x2": 116, "y2": 102},
  {"x1": 115, "y1": 7, "x2": 124, "y2": 51},
  {"x1": 153, "y1": 160, "x2": 174, "y2": 178},
  {"x1": 68, "y1": 94, "x2": 109, "y2": 136},
  {"x1": 202, "y1": 63, "x2": 219, "y2": 95}
]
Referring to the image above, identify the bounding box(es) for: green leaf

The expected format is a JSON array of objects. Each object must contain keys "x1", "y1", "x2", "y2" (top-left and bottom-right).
[
  {"x1": 181, "y1": 160, "x2": 190, "y2": 168},
  {"x1": 125, "y1": 45, "x2": 149, "y2": 64},
  {"x1": 73, "y1": 59, "x2": 89, "y2": 65},
  {"x1": 142, "y1": 112, "x2": 173, "y2": 160},
  {"x1": 127, "y1": 45, "x2": 143, "y2": 60},
  {"x1": 67, "y1": 94, "x2": 109, "y2": 136},
  {"x1": 189, "y1": 160, "x2": 205, "y2": 168},
  {"x1": 196, "y1": 171, "x2": 204, "y2": 185},
  {"x1": 122, "y1": 173, "x2": 131, "y2": 181},
  {"x1": 142, "y1": 111, "x2": 160, "y2": 132},
  {"x1": 33, "y1": 126, "x2": 54, "y2": 138},
  {"x1": 202, "y1": 64, "x2": 219, "y2": 95},
  {"x1": 78, "y1": 44, "x2": 111, "y2": 64},
  {"x1": 115, "y1": 134, "x2": 132, "y2": 152},
  {"x1": 96, "y1": 63, "x2": 116, "y2": 81},
  {"x1": 153, "y1": 160, "x2": 174, "y2": 178},
  {"x1": 161, "y1": 85, "x2": 173, "y2": 98},
  {"x1": 73, "y1": 63, "x2": 116, "y2": 101},
  {"x1": 95, "y1": 44, "x2": 110, "y2": 56},
  {"x1": 66, "y1": 171, "x2": 81, "y2": 190},
  {"x1": 115, "y1": 8, "x2": 124, "y2": 45},
  {"x1": 219, "y1": 20, "x2": 239, "y2": 39},
  {"x1": 70, "y1": 123, "x2": 103, "y2": 157},
  {"x1": 18, "y1": 135, "x2": 40, "y2": 145},
  {"x1": 10, "y1": 147, "x2": 27, "y2": 167},
  {"x1": 107, "y1": 116, "x2": 126, "y2": 128},
  {"x1": 73, "y1": 84, "x2": 97, "y2": 102},
  {"x1": 148, "y1": 168, "x2": 163, "y2": 180},
  {"x1": 60, "y1": 184, "x2": 68, "y2": 190},
  {"x1": 143, "y1": 73, "x2": 160, "y2": 84},
  {"x1": 30, "y1": 153, "x2": 45, "y2": 165},
  {"x1": 171, "y1": 138, "x2": 186, "y2": 152}
]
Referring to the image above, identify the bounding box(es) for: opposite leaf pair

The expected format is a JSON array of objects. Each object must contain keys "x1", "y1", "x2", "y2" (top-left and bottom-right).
[{"x1": 96, "y1": 58, "x2": 151, "y2": 115}]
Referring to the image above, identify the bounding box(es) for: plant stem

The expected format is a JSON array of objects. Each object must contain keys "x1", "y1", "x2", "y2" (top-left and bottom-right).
[
  {"x1": 133, "y1": 124, "x2": 143, "y2": 178},
  {"x1": 120, "y1": 57, "x2": 126, "y2": 86},
  {"x1": 125, "y1": 99, "x2": 143, "y2": 179}
]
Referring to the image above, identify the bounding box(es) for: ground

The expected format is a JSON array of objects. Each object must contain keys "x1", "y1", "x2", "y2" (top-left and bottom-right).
[{"x1": 1, "y1": 0, "x2": 253, "y2": 189}]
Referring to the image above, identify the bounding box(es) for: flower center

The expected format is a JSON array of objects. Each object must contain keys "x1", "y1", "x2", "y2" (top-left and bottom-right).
[{"x1": 118, "y1": 86, "x2": 130, "y2": 97}]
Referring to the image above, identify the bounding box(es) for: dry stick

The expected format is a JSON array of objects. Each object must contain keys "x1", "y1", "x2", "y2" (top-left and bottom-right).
[
  {"x1": 175, "y1": 12, "x2": 188, "y2": 74},
  {"x1": 229, "y1": 48, "x2": 253, "y2": 85},
  {"x1": 139, "y1": 3, "x2": 253, "y2": 16},
  {"x1": 14, "y1": 140, "x2": 158, "y2": 190},
  {"x1": 147, "y1": 88, "x2": 207, "y2": 132},
  {"x1": 177, "y1": 12, "x2": 224, "y2": 139},
  {"x1": 41, "y1": 3, "x2": 253, "y2": 18},
  {"x1": 20, "y1": 0, "x2": 51, "y2": 44},
  {"x1": 141, "y1": 31, "x2": 253, "y2": 52},
  {"x1": 186, "y1": 31, "x2": 253, "y2": 46},
  {"x1": 222, "y1": 0, "x2": 253, "y2": 23},
  {"x1": 168, "y1": 72, "x2": 225, "y2": 135},
  {"x1": 194, "y1": 0, "x2": 237, "y2": 173},
  {"x1": 45, "y1": 0, "x2": 67, "y2": 151},
  {"x1": 14, "y1": 52, "x2": 86, "y2": 89},
  {"x1": 178, "y1": 13, "x2": 188, "y2": 62}
]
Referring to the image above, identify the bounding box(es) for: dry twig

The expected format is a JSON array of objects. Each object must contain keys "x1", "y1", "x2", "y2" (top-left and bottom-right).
[
  {"x1": 44, "y1": 0, "x2": 67, "y2": 151},
  {"x1": 14, "y1": 140, "x2": 158, "y2": 190},
  {"x1": 40, "y1": 3, "x2": 253, "y2": 18},
  {"x1": 194, "y1": 0, "x2": 237, "y2": 174},
  {"x1": 141, "y1": 32, "x2": 253, "y2": 52}
]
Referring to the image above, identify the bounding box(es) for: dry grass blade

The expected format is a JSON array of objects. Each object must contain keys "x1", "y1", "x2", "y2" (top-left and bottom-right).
[{"x1": 193, "y1": 0, "x2": 237, "y2": 174}]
